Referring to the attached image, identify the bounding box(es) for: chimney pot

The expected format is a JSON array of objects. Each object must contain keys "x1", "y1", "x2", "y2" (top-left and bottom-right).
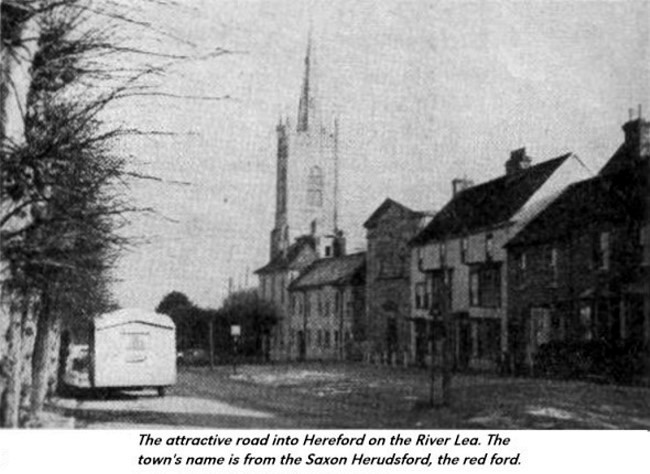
[{"x1": 452, "y1": 178, "x2": 474, "y2": 196}]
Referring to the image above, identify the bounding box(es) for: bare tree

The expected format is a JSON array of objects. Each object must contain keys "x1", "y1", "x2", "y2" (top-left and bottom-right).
[
  {"x1": 1, "y1": 0, "x2": 43, "y2": 428},
  {"x1": 1, "y1": 0, "x2": 233, "y2": 426}
]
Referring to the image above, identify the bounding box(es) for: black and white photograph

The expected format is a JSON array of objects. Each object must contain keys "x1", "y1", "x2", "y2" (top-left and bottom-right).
[{"x1": 1, "y1": 0, "x2": 649, "y2": 437}]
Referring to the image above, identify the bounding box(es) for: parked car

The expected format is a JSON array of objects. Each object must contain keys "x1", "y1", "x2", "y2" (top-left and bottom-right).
[
  {"x1": 63, "y1": 344, "x2": 91, "y2": 388},
  {"x1": 177, "y1": 348, "x2": 210, "y2": 366}
]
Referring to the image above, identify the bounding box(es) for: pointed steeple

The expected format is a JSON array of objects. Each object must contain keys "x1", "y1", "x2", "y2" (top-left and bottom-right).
[{"x1": 297, "y1": 30, "x2": 315, "y2": 132}]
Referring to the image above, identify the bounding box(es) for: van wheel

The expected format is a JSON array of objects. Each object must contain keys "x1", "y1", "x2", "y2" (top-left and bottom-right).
[{"x1": 157, "y1": 387, "x2": 166, "y2": 397}]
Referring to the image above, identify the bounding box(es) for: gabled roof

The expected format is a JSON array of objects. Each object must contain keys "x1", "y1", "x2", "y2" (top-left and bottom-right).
[
  {"x1": 507, "y1": 162, "x2": 645, "y2": 248},
  {"x1": 411, "y1": 154, "x2": 570, "y2": 245},
  {"x1": 254, "y1": 235, "x2": 316, "y2": 275},
  {"x1": 289, "y1": 252, "x2": 366, "y2": 291},
  {"x1": 364, "y1": 198, "x2": 426, "y2": 229}
]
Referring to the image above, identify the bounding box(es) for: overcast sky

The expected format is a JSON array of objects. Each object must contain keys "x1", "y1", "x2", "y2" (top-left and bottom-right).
[{"x1": 108, "y1": 0, "x2": 649, "y2": 311}]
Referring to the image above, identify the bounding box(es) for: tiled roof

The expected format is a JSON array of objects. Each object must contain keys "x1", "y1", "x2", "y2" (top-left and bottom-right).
[
  {"x1": 289, "y1": 252, "x2": 366, "y2": 290},
  {"x1": 254, "y1": 235, "x2": 316, "y2": 274},
  {"x1": 363, "y1": 198, "x2": 427, "y2": 229},
  {"x1": 506, "y1": 167, "x2": 644, "y2": 247},
  {"x1": 411, "y1": 154, "x2": 570, "y2": 245}
]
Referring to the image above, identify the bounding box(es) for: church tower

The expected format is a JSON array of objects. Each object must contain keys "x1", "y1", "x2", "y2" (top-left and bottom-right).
[{"x1": 270, "y1": 34, "x2": 340, "y2": 260}]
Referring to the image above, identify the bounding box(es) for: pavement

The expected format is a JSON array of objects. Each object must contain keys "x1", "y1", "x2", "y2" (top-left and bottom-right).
[{"x1": 49, "y1": 390, "x2": 276, "y2": 429}]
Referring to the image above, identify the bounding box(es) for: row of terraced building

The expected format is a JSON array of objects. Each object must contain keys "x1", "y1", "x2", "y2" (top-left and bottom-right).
[{"x1": 255, "y1": 40, "x2": 650, "y2": 377}]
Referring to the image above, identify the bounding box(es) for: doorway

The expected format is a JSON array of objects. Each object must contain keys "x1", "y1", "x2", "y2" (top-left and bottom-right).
[{"x1": 297, "y1": 330, "x2": 306, "y2": 361}]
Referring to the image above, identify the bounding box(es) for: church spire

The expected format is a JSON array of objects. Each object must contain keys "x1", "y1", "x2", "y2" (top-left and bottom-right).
[{"x1": 296, "y1": 30, "x2": 314, "y2": 132}]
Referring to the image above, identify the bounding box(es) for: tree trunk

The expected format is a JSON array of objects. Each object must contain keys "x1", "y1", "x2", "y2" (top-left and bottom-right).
[
  {"x1": 55, "y1": 329, "x2": 71, "y2": 395},
  {"x1": 1, "y1": 297, "x2": 23, "y2": 427},
  {"x1": 0, "y1": 290, "x2": 32, "y2": 427},
  {"x1": 47, "y1": 316, "x2": 62, "y2": 397},
  {"x1": 0, "y1": 1, "x2": 43, "y2": 428},
  {"x1": 31, "y1": 290, "x2": 58, "y2": 419}
]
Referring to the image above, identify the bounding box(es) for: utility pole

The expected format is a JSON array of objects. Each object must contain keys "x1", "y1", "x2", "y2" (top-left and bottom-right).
[
  {"x1": 441, "y1": 261, "x2": 452, "y2": 406},
  {"x1": 208, "y1": 315, "x2": 215, "y2": 370},
  {"x1": 429, "y1": 299, "x2": 436, "y2": 406},
  {"x1": 429, "y1": 240, "x2": 452, "y2": 407},
  {"x1": 338, "y1": 288, "x2": 344, "y2": 360}
]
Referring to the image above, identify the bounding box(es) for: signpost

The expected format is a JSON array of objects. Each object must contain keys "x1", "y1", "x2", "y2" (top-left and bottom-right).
[{"x1": 230, "y1": 324, "x2": 241, "y2": 375}]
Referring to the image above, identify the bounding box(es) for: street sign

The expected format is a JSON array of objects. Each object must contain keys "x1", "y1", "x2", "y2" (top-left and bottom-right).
[{"x1": 230, "y1": 325, "x2": 241, "y2": 337}]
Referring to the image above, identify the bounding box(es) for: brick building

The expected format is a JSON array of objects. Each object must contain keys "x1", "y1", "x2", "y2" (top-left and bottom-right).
[
  {"x1": 506, "y1": 117, "x2": 650, "y2": 373},
  {"x1": 363, "y1": 198, "x2": 432, "y2": 364},
  {"x1": 287, "y1": 253, "x2": 365, "y2": 361},
  {"x1": 410, "y1": 149, "x2": 591, "y2": 371}
]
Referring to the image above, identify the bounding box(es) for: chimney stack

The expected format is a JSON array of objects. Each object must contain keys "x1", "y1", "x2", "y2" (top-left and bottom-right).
[
  {"x1": 622, "y1": 106, "x2": 650, "y2": 159},
  {"x1": 505, "y1": 147, "x2": 532, "y2": 175},
  {"x1": 333, "y1": 230, "x2": 346, "y2": 257},
  {"x1": 452, "y1": 178, "x2": 474, "y2": 197}
]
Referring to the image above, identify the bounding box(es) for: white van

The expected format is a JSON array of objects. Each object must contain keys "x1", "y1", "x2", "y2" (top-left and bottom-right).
[{"x1": 65, "y1": 308, "x2": 176, "y2": 396}]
